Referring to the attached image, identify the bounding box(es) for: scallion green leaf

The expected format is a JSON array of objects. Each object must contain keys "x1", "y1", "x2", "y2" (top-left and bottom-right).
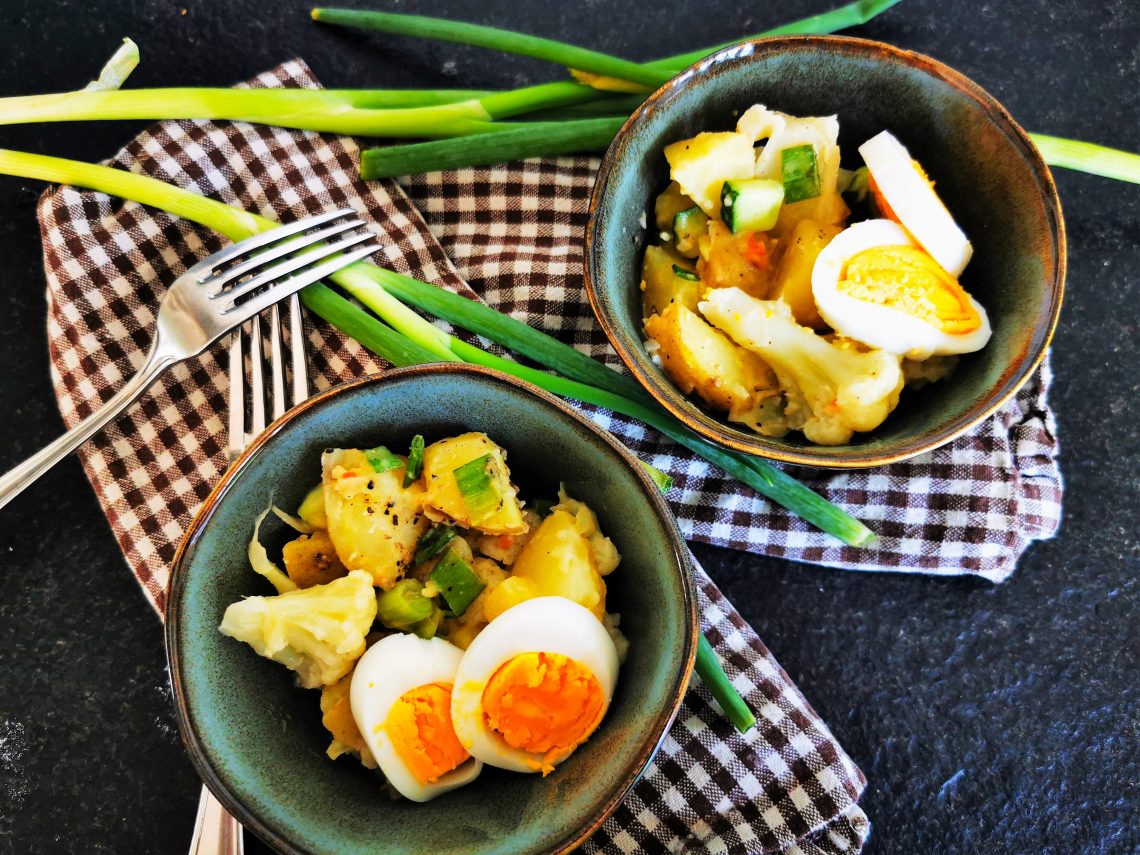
[
  {"x1": 403, "y1": 434, "x2": 425, "y2": 487},
  {"x1": 0, "y1": 147, "x2": 874, "y2": 549},
  {"x1": 671, "y1": 264, "x2": 700, "y2": 282},
  {"x1": 452, "y1": 454, "x2": 502, "y2": 523},
  {"x1": 414, "y1": 525, "x2": 457, "y2": 566},
  {"x1": 311, "y1": 8, "x2": 673, "y2": 89},
  {"x1": 429, "y1": 547, "x2": 486, "y2": 616},
  {"x1": 359, "y1": 117, "x2": 625, "y2": 179},
  {"x1": 376, "y1": 578, "x2": 435, "y2": 630},
  {"x1": 364, "y1": 445, "x2": 403, "y2": 474},
  {"x1": 1028, "y1": 133, "x2": 1140, "y2": 184},
  {"x1": 696, "y1": 634, "x2": 756, "y2": 733}
]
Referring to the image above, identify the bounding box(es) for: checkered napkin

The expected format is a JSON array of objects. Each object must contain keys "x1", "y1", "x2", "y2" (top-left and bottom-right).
[{"x1": 31, "y1": 58, "x2": 1055, "y2": 851}]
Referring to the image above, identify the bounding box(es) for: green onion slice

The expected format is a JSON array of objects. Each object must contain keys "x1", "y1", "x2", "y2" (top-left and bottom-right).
[
  {"x1": 403, "y1": 434, "x2": 425, "y2": 487},
  {"x1": 376, "y1": 579, "x2": 435, "y2": 630},
  {"x1": 413, "y1": 525, "x2": 457, "y2": 566},
  {"x1": 453, "y1": 454, "x2": 502, "y2": 523},
  {"x1": 411, "y1": 601, "x2": 444, "y2": 639},
  {"x1": 671, "y1": 264, "x2": 700, "y2": 282},
  {"x1": 430, "y1": 547, "x2": 486, "y2": 616},
  {"x1": 365, "y1": 445, "x2": 403, "y2": 474},
  {"x1": 781, "y1": 144, "x2": 822, "y2": 203}
]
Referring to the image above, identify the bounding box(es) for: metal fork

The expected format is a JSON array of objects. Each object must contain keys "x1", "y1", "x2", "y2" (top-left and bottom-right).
[
  {"x1": 0, "y1": 208, "x2": 378, "y2": 512},
  {"x1": 191, "y1": 279, "x2": 316, "y2": 854}
]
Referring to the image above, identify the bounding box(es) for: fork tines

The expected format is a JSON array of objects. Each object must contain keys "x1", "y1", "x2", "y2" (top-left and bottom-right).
[
  {"x1": 223, "y1": 208, "x2": 379, "y2": 457},
  {"x1": 200, "y1": 208, "x2": 381, "y2": 315}
]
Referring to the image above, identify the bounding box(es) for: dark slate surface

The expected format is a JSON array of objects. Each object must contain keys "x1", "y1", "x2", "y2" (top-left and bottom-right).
[{"x1": 0, "y1": 0, "x2": 1136, "y2": 852}]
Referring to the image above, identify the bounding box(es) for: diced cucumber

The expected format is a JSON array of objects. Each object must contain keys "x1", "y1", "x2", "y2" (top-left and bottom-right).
[
  {"x1": 781, "y1": 144, "x2": 822, "y2": 203},
  {"x1": 672, "y1": 206, "x2": 709, "y2": 257},
  {"x1": 720, "y1": 179, "x2": 785, "y2": 234}
]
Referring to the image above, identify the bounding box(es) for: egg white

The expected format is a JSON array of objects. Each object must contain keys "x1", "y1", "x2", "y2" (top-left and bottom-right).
[
  {"x1": 450, "y1": 597, "x2": 619, "y2": 774},
  {"x1": 811, "y1": 219, "x2": 992, "y2": 359},
  {"x1": 859, "y1": 130, "x2": 973, "y2": 277},
  {"x1": 350, "y1": 634, "x2": 482, "y2": 802}
]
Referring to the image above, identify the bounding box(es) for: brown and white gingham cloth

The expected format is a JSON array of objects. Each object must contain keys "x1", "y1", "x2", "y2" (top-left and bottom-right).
[{"x1": 33, "y1": 59, "x2": 1060, "y2": 852}]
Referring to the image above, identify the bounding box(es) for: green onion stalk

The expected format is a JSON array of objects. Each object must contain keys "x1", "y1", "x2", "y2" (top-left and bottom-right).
[
  {"x1": 347, "y1": 4, "x2": 1140, "y2": 182},
  {"x1": 0, "y1": 0, "x2": 904, "y2": 139},
  {"x1": 0, "y1": 84, "x2": 609, "y2": 139},
  {"x1": 0, "y1": 147, "x2": 873, "y2": 730}
]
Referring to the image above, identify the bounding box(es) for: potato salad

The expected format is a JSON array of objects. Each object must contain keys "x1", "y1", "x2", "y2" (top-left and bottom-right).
[
  {"x1": 642, "y1": 105, "x2": 991, "y2": 446},
  {"x1": 219, "y1": 432, "x2": 627, "y2": 801}
]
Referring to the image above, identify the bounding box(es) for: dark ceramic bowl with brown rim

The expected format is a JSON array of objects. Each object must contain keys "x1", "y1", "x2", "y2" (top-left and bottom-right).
[
  {"x1": 165, "y1": 364, "x2": 697, "y2": 855},
  {"x1": 585, "y1": 36, "x2": 1065, "y2": 468}
]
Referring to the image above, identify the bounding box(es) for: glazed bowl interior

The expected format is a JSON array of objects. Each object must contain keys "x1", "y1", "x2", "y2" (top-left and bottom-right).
[
  {"x1": 586, "y1": 36, "x2": 1064, "y2": 468},
  {"x1": 166, "y1": 365, "x2": 696, "y2": 855}
]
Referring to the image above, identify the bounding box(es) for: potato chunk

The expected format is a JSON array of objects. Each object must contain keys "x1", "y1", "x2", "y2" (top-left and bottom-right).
[
  {"x1": 641, "y1": 244, "x2": 702, "y2": 318},
  {"x1": 697, "y1": 221, "x2": 773, "y2": 299},
  {"x1": 508, "y1": 510, "x2": 607, "y2": 620},
  {"x1": 321, "y1": 448, "x2": 427, "y2": 590},
  {"x1": 653, "y1": 181, "x2": 695, "y2": 231},
  {"x1": 645, "y1": 303, "x2": 778, "y2": 416},
  {"x1": 421, "y1": 432, "x2": 527, "y2": 535},
  {"x1": 664, "y1": 131, "x2": 755, "y2": 218},
  {"x1": 769, "y1": 219, "x2": 841, "y2": 328},
  {"x1": 282, "y1": 530, "x2": 348, "y2": 589},
  {"x1": 320, "y1": 673, "x2": 375, "y2": 767}
]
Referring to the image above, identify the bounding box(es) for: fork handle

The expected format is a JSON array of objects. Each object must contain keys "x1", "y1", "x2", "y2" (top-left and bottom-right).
[
  {"x1": 190, "y1": 786, "x2": 244, "y2": 855},
  {"x1": 0, "y1": 345, "x2": 177, "y2": 512}
]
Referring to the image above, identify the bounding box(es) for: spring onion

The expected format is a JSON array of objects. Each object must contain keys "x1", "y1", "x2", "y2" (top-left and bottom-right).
[
  {"x1": 359, "y1": 117, "x2": 624, "y2": 179},
  {"x1": 429, "y1": 547, "x2": 486, "y2": 616},
  {"x1": 452, "y1": 454, "x2": 502, "y2": 524},
  {"x1": 697, "y1": 634, "x2": 756, "y2": 733},
  {"x1": 298, "y1": 283, "x2": 441, "y2": 368},
  {"x1": 376, "y1": 578, "x2": 435, "y2": 629},
  {"x1": 0, "y1": 149, "x2": 775, "y2": 730},
  {"x1": 1027, "y1": 134, "x2": 1140, "y2": 185},
  {"x1": 311, "y1": 8, "x2": 673, "y2": 90},
  {"x1": 403, "y1": 434, "x2": 425, "y2": 487},
  {"x1": 364, "y1": 445, "x2": 403, "y2": 473},
  {"x1": 413, "y1": 525, "x2": 457, "y2": 566},
  {"x1": 342, "y1": 266, "x2": 873, "y2": 547},
  {"x1": 671, "y1": 264, "x2": 701, "y2": 282},
  {"x1": 411, "y1": 602, "x2": 444, "y2": 639},
  {"x1": 0, "y1": 147, "x2": 872, "y2": 546},
  {"x1": 84, "y1": 38, "x2": 139, "y2": 92}
]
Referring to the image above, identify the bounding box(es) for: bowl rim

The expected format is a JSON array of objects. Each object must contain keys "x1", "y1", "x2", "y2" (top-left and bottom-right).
[
  {"x1": 164, "y1": 362, "x2": 699, "y2": 855},
  {"x1": 584, "y1": 34, "x2": 1066, "y2": 469}
]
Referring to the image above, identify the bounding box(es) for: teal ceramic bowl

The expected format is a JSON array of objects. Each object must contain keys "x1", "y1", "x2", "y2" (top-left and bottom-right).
[
  {"x1": 166, "y1": 364, "x2": 697, "y2": 855},
  {"x1": 585, "y1": 36, "x2": 1065, "y2": 468}
]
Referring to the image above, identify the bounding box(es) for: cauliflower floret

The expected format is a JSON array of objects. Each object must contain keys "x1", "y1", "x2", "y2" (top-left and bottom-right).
[
  {"x1": 218, "y1": 569, "x2": 377, "y2": 689},
  {"x1": 699, "y1": 288, "x2": 904, "y2": 445}
]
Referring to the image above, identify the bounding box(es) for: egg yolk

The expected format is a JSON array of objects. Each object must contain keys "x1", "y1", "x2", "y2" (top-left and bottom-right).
[
  {"x1": 839, "y1": 245, "x2": 982, "y2": 334},
  {"x1": 384, "y1": 682, "x2": 469, "y2": 784},
  {"x1": 481, "y1": 652, "x2": 605, "y2": 775}
]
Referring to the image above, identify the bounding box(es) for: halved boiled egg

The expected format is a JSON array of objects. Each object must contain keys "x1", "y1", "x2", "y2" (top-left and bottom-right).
[
  {"x1": 451, "y1": 597, "x2": 619, "y2": 776},
  {"x1": 812, "y1": 219, "x2": 992, "y2": 359},
  {"x1": 350, "y1": 634, "x2": 482, "y2": 801},
  {"x1": 859, "y1": 130, "x2": 973, "y2": 277}
]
